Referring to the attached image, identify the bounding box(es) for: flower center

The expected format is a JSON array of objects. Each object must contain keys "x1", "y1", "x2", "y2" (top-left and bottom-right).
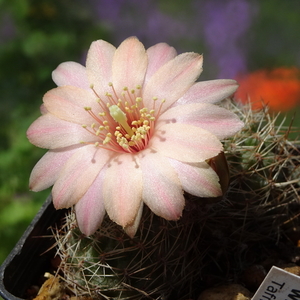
[
  {"x1": 81, "y1": 83, "x2": 165, "y2": 153},
  {"x1": 109, "y1": 105, "x2": 134, "y2": 137}
]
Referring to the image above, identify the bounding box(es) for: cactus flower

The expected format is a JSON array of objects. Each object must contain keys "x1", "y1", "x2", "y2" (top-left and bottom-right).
[
  {"x1": 27, "y1": 37, "x2": 243, "y2": 236},
  {"x1": 235, "y1": 67, "x2": 300, "y2": 111}
]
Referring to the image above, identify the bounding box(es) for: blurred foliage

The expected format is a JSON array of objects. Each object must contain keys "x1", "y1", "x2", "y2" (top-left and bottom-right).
[
  {"x1": 250, "y1": 0, "x2": 300, "y2": 69},
  {"x1": 0, "y1": 0, "x2": 111, "y2": 264},
  {"x1": 0, "y1": 0, "x2": 299, "y2": 266}
]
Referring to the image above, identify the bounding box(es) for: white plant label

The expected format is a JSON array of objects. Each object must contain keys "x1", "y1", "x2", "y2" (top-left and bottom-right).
[{"x1": 252, "y1": 266, "x2": 300, "y2": 300}]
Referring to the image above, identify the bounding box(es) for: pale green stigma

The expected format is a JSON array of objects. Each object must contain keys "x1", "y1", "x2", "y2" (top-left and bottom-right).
[{"x1": 109, "y1": 105, "x2": 134, "y2": 136}]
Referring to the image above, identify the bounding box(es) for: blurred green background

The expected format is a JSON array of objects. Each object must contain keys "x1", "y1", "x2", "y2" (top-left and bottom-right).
[{"x1": 0, "y1": 0, "x2": 299, "y2": 264}]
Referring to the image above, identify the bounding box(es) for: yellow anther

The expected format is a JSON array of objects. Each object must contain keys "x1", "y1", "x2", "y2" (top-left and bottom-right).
[
  {"x1": 140, "y1": 108, "x2": 148, "y2": 113},
  {"x1": 103, "y1": 135, "x2": 111, "y2": 144},
  {"x1": 84, "y1": 107, "x2": 92, "y2": 111}
]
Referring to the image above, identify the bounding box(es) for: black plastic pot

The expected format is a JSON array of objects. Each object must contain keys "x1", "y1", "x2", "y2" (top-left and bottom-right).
[{"x1": 0, "y1": 195, "x2": 66, "y2": 300}]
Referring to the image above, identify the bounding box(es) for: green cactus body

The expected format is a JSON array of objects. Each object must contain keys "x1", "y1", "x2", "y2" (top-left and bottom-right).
[
  {"x1": 55, "y1": 200, "x2": 208, "y2": 299},
  {"x1": 53, "y1": 101, "x2": 300, "y2": 299}
]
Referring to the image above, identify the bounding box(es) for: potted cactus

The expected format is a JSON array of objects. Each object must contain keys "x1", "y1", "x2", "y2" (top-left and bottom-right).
[
  {"x1": 0, "y1": 196, "x2": 66, "y2": 299},
  {"x1": 1, "y1": 37, "x2": 299, "y2": 300}
]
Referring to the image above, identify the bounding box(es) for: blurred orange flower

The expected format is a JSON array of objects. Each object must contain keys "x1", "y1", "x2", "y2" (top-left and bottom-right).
[{"x1": 235, "y1": 67, "x2": 300, "y2": 111}]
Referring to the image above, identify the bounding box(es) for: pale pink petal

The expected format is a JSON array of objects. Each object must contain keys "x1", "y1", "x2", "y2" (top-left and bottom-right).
[
  {"x1": 143, "y1": 53, "x2": 203, "y2": 114},
  {"x1": 145, "y1": 42, "x2": 177, "y2": 83},
  {"x1": 52, "y1": 146, "x2": 114, "y2": 209},
  {"x1": 168, "y1": 159, "x2": 222, "y2": 197},
  {"x1": 40, "y1": 104, "x2": 48, "y2": 114},
  {"x1": 29, "y1": 145, "x2": 82, "y2": 192},
  {"x1": 139, "y1": 151, "x2": 184, "y2": 220},
  {"x1": 43, "y1": 86, "x2": 98, "y2": 124},
  {"x1": 103, "y1": 153, "x2": 143, "y2": 227},
  {"x1": 27, "y1": 114, "x2": 96, "y2": 149},
  {"x1": 112, "y1": 37, "x2": 147, "y2": 93},
  {"x1": 157, "y1": 103, "x2": 244, "y2": 139},
  {"x1": 52, "y1": 62, "x2": 90, "y2": 89},
  {"x1": 174, "y1": 79, "x2": 238, "y2": 106},
  {"x1": 75, "y1": 170, "x2": 106, "y2": 236},
  {"x1": 124, "y1": 203, "x2": 143, "y2": 238},
  {"x1": 149, "y1": 123, "x2": 223, "y2": 163},
  {"x1": 86, "y1": 40, "x2": 116, "y2": 96}
]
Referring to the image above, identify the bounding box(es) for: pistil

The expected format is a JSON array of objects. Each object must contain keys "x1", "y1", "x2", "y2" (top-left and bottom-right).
[{"x1": 109, "y1": 105, "x2": 134, "y2": 137}]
